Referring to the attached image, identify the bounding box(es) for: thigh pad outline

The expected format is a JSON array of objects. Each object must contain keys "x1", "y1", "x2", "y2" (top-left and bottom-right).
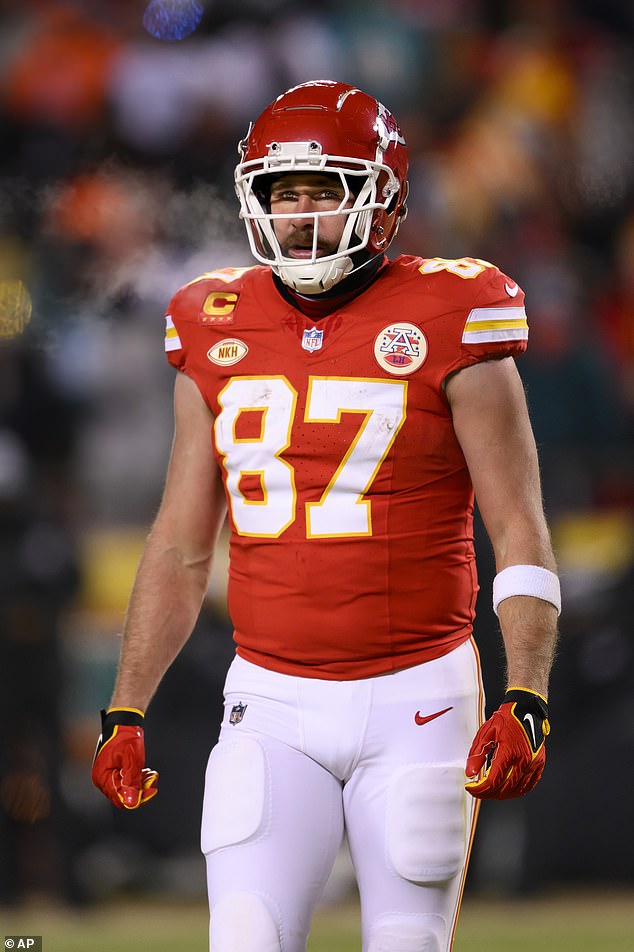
[
  {"x1": 201, "y1": 734, "x2": 267, "y2": 855},
  {"x1": 386, "y1": 763, "x2": 467, "y2": 884}
]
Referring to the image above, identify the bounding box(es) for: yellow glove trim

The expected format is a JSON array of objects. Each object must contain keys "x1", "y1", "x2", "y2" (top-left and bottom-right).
[{"x1": 506, "y1": 686, "x2": 548, "y2": 704}]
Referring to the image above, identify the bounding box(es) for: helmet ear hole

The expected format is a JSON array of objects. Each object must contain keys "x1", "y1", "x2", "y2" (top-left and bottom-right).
[{"x1": 398, "y1": 181, "x2": 409, "y2": 220}]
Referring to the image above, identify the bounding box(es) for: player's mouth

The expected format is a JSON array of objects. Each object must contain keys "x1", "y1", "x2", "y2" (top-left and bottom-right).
[
  {"x1": 287, "y1": 246, "x2": 322, "y2": 259},
  {"x1": 283, "y1": 236, "x2": 331, "y2": 259}
]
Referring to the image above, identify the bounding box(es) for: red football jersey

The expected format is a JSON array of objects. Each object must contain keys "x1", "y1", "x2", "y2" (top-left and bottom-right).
[{"x1": 165, "y1": 255, "x2": 528, "y2": 679}]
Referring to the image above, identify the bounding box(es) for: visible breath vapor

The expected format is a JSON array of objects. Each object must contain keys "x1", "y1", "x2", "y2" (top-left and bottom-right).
[{"x1": 6, "y1": 170, "x2": 251, "y2": 348}]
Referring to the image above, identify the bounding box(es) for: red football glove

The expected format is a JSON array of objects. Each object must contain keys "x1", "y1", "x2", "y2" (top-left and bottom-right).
[
  {"x1": 465, "y1": 688, "x2": 550, "y2": 800},
  {"x1": 92, "y1": 708, "x2": 158, "y2": 810}
]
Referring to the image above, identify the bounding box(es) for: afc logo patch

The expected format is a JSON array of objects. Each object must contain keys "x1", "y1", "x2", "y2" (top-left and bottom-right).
[
  {"x1": 374, "y1": 322, "x2": 427, "y2": 375},
  {"x1": 229, "y1": 702, "x2": 247, "y2": 725}
]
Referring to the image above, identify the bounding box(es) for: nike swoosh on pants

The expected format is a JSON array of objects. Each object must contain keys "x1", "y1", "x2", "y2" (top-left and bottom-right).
[{"x1": 414, "y1": 706, "x2": 453, "y2": 726}]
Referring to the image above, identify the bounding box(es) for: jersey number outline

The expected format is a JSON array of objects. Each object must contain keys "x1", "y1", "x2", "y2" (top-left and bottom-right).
[
  {"x1": 419, "y1": 257, "x2": 495, "y2": 279},
  {"x1": 214, "y1": 376, "x2": 407, "y2": 538}
]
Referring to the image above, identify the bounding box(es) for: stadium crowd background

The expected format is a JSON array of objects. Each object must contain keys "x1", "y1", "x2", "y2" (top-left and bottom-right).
[{"x1": 0, "y1": 0, "x2": 632, "y2": 908}]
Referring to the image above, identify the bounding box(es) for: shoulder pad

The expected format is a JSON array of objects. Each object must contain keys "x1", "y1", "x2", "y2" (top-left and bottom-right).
[
  {"x1": 193, "y1": 266, "x2": 256, "y2": 289},
  {"x1": 418, "y1": 256, "x2": 500, "y2": 285},
  {"x1": 414, "y1": 257, "x2": 528, "y2": 361},
  {"x1": 417, "y1": 256, "x2": 522, "y2": 298},
  {"x1": 168, "y1": 266, "x2": 257, "y2": 327}
]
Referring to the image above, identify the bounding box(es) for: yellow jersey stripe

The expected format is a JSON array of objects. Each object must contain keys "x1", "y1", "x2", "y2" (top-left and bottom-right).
[
  {"x1": 463, "y1": 306, "x2": 528, "y2": 344},
  {"x1": 466, "y1": 317, "x2": 529, "y2": 331},
  {"x1": 164, "y1": 314, "x2": 182, "y2": 352}
]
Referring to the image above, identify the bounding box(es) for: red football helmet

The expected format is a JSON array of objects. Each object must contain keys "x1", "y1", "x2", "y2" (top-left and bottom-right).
[{"x1": 234, "y1": 80, "x2": 409, "y2": 293}]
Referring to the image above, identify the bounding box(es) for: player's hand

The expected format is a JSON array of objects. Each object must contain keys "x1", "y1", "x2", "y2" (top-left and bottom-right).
[
  {"x1": 465, "y1": 688, "x2": 549, "y2": 800},
  {"x1": 92, "y1": 708, "x2": 158, "y2": 810}
]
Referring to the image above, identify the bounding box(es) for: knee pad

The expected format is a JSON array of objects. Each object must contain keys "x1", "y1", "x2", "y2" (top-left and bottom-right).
[
  {"x1": 367, "y1": 913, "x2": 444, "y2": 952},
  {"x1": 386, "y1": 763, "x2": 467, "y2": 883},
  {"x1": 201, "y1": 734, "x2": 267, "y2": 855},
  {"x1": 210, "y1": 892, "x2": 280, "y2": 952}
]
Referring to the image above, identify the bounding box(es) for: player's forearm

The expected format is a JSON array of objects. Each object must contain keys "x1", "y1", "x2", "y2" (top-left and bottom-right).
[
  {"x1": 492, "y1": 528, "x2": 559, "y2": 696},
  {"x1": 497, "y1": 594, "x2": 558, "y2": 697},
  {"x1": 109, "y1": 536, "x2": 213, "y2": 712}
]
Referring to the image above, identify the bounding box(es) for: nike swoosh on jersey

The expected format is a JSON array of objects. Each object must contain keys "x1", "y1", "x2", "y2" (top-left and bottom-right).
[
  {"x1": 505, "y1": 281, "x2": 519, "y2": 297},
  {"x1": 414, "y1": 705, "x2": 453, "y2": 726}
]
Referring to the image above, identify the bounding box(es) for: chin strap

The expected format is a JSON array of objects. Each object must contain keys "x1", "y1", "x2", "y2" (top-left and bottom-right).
[
  {"x1": 276, "y1": 255, "x2": 354, "y2": 294},
  {"x1": 276, "y1": 249, "x2": 387, "y2": 296}
]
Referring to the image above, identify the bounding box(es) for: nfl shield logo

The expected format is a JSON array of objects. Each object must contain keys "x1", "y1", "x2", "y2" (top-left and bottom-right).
[
  {"x1": 229, "y1": 702, "x2": 247, "y2": 725},
  {"x1": 302, "y1": 326, "x2": 324, "y2": 352}
]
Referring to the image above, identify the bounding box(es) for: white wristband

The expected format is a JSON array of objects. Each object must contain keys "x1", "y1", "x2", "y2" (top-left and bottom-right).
[{"x1": 493, "y1": 564, "x2": 561, "y2": 616}]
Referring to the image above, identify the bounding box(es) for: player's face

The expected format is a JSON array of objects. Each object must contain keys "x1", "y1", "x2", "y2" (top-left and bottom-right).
[{"x1": 269, "y1": 173, "x2": 353, "y2": 260}]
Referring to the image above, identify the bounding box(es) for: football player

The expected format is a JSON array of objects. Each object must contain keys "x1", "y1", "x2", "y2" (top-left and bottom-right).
[{"x1": 93, "y1": 81, "x2": 559, "y2": 952}]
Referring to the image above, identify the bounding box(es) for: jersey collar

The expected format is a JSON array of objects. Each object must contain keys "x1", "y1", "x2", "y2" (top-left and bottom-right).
[{"x1": 272, "y1": 254, "x2": 389, "y2": 319}]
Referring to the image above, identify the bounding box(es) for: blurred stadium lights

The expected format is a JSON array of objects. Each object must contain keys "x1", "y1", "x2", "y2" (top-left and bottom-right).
[{"x1": 142, "y1": 0, "x2": 207, "y2": 42}]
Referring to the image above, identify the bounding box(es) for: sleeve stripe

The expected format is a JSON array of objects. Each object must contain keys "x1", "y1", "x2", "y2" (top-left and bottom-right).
[
  {"x1": 164, "y1": 314, "x2": 182, "y2": 352},
  {"x1": 462, "y1": 327, "x2": 528, "y2": 343},
  {"x1": 462, "y1": 306, "x2": 528, "y2": 344}
]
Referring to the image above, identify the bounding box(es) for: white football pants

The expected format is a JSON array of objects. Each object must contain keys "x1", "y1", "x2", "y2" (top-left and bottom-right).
[{"x1": 202, "y1": 639, "x2": 484, "y2": 952}]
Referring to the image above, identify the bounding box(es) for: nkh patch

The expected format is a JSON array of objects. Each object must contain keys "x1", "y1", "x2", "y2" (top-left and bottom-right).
[
  {"x1": 207, "y1": 338, "x2": 248, "y2": 366},
  {"x1": 229, "y1": 702, "x2": 247, "y2": 725},
  {"x1": 302, "y1": 326, "x2": 324, "y2": 352},
  {"x1": 374, "y1": 322, "x2": 427, "y2": 375}
]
